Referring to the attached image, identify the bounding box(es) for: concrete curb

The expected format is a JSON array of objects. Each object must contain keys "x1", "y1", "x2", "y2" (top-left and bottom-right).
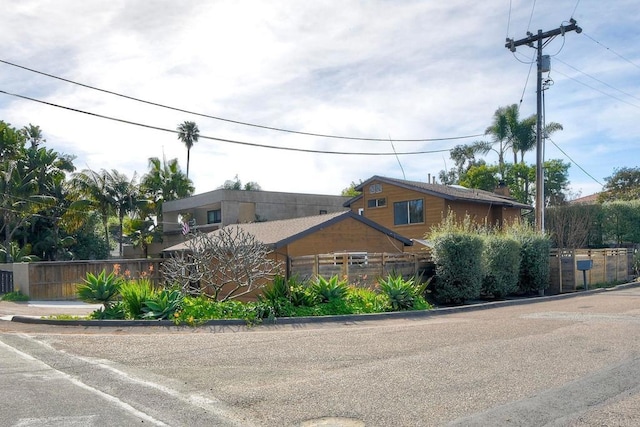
[{"x1": 10, "y1": 281, "x2": 640, "y2": 328}]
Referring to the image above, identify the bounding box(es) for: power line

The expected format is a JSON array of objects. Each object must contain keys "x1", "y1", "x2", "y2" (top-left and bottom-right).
[
  {"x1": 570, "y1": 0, "x2": 582, "y2": 19},
  {"x1": 526, "y1": 0, "x2": 537, "y2": 34},
  {"x1": 0, "y1": 89, "x2": 454, "y2": 156},
  {"x1": 0, "y1": 58, "x2": 483, "y2": 143},
  {"x1": 551, "y1": 69, "x2": 640, "y2": 110},
  {"x1": 582, "y1": 32, "x2": 640, "y2": 71},
  {"x1": 547, "y1": 137, "x2": 603, "y2": 186},
  {"x1": 506, "y1": 0, "x2": 513, "y2": 38},
  {"x1": 554, "y1": 58, "x2": 640, "y2": 103}
]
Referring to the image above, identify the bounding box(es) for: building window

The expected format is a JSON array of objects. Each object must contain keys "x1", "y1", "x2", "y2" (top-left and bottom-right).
[
  {"x1": 358, "y1": 208, "x2": 364, "y2": 215},
  {"x1": 393, "y1": 199, "x2": 424, "y2": 225},
  {"x1": 207, "y1": 209, "x2": 221, "y2": 224},
  {"x1": 369, "y1": 183, "x2": 382, "y2": 194},
  {"x1": 367, "y1": 197, "x2": 386, "y2": 208},
  {"x1": 319, "y1": 209, "x2": 327, "y2": 214}
]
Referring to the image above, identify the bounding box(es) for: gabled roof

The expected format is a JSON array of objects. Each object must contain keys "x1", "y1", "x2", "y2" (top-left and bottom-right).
[
  {"x1": 569, "y1": 193, "x2": 600, "y2": 205},
  {"x1": 163, "y1": 210, "x2": 412, "y2": 252},
  {"x1": 344, "y1": 175, "x2": 532, "y2": 210}
]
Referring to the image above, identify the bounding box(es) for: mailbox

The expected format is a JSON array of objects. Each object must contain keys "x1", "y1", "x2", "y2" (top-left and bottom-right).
[
  {"x1": 576, "y1": 259, "x2": 593, "y2": 291},
  {"x1": 576, "y1": 259, "x2": 593, "y2": 271}
]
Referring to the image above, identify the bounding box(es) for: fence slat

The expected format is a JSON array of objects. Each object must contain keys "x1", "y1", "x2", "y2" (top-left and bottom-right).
[{"x1": 289, "y1": 252, "x2": 432, "y2": 286}]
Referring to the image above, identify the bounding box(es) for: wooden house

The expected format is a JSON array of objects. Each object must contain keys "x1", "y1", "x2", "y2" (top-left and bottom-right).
[
  {"x1": 164, "y1": 210, "x2": 412, "y2": 263},
  {"x1": 163, "y1": 211, "x2": 414, "y2": 299},
  {"x1": 344, "y1": 176, "x2": 532, "y2": 251}
]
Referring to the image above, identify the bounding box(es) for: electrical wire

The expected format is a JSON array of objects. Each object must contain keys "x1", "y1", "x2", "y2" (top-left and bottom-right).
[
  {"x1": 551, "y1": 69, "x2": 640, "y2": 110},
  {"x1": 0, "y1": 58, "x2": 482, "y2": 143},
  {"x1": 0, "y1": 89, "x2": 455, "y2": 156},
  {"x1": 516, "y1": 51, "x2": 537, "y2": 105},
  {"x1": 570, "y1": 0, "x2": 582, "y2": 19},
  {"x1": 554, "y1": 58, "x2": 640, "y2": 103},
  {"x1": 526, "y1": 0, "x2": 537, "y2": 34},
  {"x1": 547, "y1": 137, "x2": 603, "y2": 186},
  {"x1": 506, "y1": 0, "x2": 513, "y2": 38},
  {"x1": 582, "y1": 32, "x2": 640, "y2": 71}
]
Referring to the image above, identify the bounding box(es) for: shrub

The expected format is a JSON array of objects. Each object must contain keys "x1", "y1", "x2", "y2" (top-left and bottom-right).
[
  {"x1": 142, "y1": 289, "x2": 183, "y2": 320},
  {"x1": 429, "y1": 214, "x2": 485, "y2": 304},
  {"x1": 1, "y1": 290, "x2": 29, "y2": 301},
  {"x1": 311, "y1": 275, "x2": 348, "y2": 303},
  {"x1": 119, "y1": 279, "x2": 156, "y2": 319},
  {"x1": 509, "y1": 224, "x2": 551, "y2": 293},
  {"x1": 90, "y1": 301, "x2": 126, "y2": 320},
  {"x1": 378, "y1": 274, "x2": 429, "y2": 311},
  {"x1": 76, "y1": 270, "x2": 122, "y2": 308},
  {"x1": 345, "y1": 287, "x2": 388, "y2": 313},
  {"x1": 482, "y1": 235, "x2": 521, "y2": 298}
]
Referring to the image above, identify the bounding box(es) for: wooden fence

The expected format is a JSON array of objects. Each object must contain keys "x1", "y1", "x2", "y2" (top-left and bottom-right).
[
  {"x1": 549, "y1": 248, "x2": 634, "y2": 294},
  {"x1": 17, "y1": 259, "x2": 163, "y2": 300},
  {"x1": 289, "y1": 252, "x2": 433, "y2": 286},
  {"x1": 0, "y1": 270, "x2": 13, "y2": 294}
]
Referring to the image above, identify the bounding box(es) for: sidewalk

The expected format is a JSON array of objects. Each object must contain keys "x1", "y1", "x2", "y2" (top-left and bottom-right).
[{"x1": 0, "y1": 301, "x2": 101, "y2": 321}]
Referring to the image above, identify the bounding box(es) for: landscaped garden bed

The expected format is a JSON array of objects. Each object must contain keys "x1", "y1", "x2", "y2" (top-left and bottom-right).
[{"x1": 72, "y1": 269, "x2": 431, "y2": 326}]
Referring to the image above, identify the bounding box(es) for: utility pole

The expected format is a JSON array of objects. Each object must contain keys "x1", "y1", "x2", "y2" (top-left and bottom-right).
[{"x1": 505, "y1": 18, "x2": 581, "y2": 232}]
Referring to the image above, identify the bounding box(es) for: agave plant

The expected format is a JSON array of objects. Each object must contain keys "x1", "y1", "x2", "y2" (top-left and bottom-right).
[
  {"x1": 119, "y1": 279, "x2": 156, "y2": 319},
  {"x1": 378, "y1": 274, "x2": 429, "y2": 311},
  {"x1": 142, "y1": 289, "x2": 183, "y2": 320},
  {"x1": 259, "y1": 275, "x2": 290, "y2": 304},
  {"x1": 311, "y1": 275, "x2": 348, "y2": 303},
  {"x1": 76, "y1": 270, "x2": 122, "y2": 308}
]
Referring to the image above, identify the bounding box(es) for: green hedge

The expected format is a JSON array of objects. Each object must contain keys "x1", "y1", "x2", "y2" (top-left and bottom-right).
[
  {"x1": 482, "y1": 235, "x2": 521, "y2": 298},
  {"x1": 512, "y1": 227, "x2": 551, "y2": 294},
  {"x1": 431, "y1": 232, "x2": 484, "y2": 304}
]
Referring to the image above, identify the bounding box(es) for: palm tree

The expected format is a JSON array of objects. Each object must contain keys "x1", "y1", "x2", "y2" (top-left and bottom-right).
[
  {"x1": 105, "y1": 169, "x2": 143, "y2": 257},
  {"x1": 140, "y1": 156, "x2": 194, "y2": 225},
  {"x1": 21, "y1": 124, "x2": 45, "y2": 149},
  {"x1": 484, "y1": 104, "x2": 519, "y2": 178},
  {"x1": 176, "y1": 121, "x2": 199, "y2": 179},
  {"x1": 70, "y1": 169, "x2": 114, "y2": 254}
]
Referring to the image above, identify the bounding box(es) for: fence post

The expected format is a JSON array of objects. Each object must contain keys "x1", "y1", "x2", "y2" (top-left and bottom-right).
[{"x1": 313, "y1": 255, "x2": 318, "y2": 278}]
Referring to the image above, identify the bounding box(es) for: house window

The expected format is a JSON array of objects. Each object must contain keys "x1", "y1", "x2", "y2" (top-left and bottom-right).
[
  {"x1": 319, "y1": 209, "x2": 327, "y2": 214},
  {"x1": 207, "y1": 209, "x2": 221, "y2": 224},
  {"x1": 369, "y1": 183, "x2": 382, "y2": 194},
  {"x1": 393, "y1": 199, "x2": 424, "y2": 225},
  {"x1": 367, "y1": 197, "x2": 386, "y2": 208},
  {"x1": 358, "y1": 208, "x2": 364, "y2": 215}
]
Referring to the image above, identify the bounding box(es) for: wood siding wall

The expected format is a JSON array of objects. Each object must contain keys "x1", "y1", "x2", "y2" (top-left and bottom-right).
[
  {"x1": 350, "y1": 180, "x2": 524, "y2": 241},
  {"x1": 352, "y1": 184, "x2": 445, "y2": 241},
  {"x1": 286, "y1": 217, "x2": 407, "y2": 257}
]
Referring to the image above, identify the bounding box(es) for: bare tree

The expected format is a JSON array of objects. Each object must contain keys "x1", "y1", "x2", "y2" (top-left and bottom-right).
[
  {"x1": 546, "y1": 205, "x2": 601, "y2": 249},
  {"x1": 162, "y1": 227, "x2": 282, "y2": 301}
]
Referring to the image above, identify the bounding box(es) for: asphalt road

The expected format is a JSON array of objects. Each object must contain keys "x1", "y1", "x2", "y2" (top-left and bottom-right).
[{"x1": 1, "y1": 286, "x2": 640, "y2": 426}]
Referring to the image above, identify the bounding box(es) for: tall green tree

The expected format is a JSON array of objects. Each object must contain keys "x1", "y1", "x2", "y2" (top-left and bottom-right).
[
  {"x1": 439, "y1": 142, "x2": 491, "y2": 185},
  {"x1": 0, "y1": 121, "x2": 24, "y2": 162},
  {"x1": 484, "y1": 104, "x2": 519, "y2": 178},
  {"x1": 105, "y1": 170, "x2": 144, "y2": 257},
  {"x1": 21, "y1": 123, "x2": 45, "y2": 149},
  {"x1": 341, "y1": 180, "x2": 362, "y2": 197},
  {"x1": 176, "y1": 121, "x2": 199, "y2": 179},
  {"x1": 219, "y1": 175, "x2": 262, "y2": 191},
  {"x1": 599, "y1": 166, "x2": 640, "y2": 202},
  {"x1": 140, "y1": 156, "x2": 194, "y2": 228},
  {"x1": 70, "y1": 169, "x2": 115, "y2": 254}
]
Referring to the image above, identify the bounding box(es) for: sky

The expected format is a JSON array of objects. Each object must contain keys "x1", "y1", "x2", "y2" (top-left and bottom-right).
[{"x1": 0, "y1": 0, "x2": 638, "y2": 198}]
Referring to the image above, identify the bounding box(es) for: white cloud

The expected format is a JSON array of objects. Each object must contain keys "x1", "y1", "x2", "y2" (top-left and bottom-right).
[{"x1": 1, "y1": 0, "x2": 638, "y2": 199}]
